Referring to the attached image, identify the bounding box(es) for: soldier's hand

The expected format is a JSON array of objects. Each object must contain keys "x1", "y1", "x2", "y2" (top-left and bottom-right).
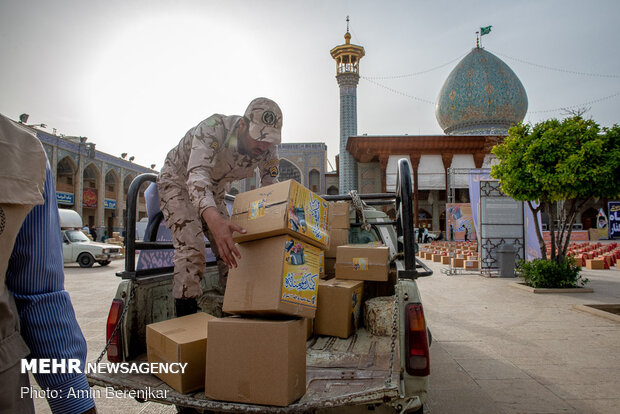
[{"x1": 202, "y1": 207, "x2": 246, "y2": 268}]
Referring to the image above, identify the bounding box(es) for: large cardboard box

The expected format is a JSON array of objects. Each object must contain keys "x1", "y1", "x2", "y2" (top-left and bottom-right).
[
  {"x1": 230, "y1": 180, "x2": 329, "y2": 248},
  {"x1": 146, "y1": 312, "x2": 216, "y2": 393},
  {"x1": 223, "y1": 235, "x2": 321, "y2": 318},
  {"x1": 326, "y1": 228, "x2": 349, "y2": 258},
  {"x1": 328, "y1": 201, "x2": 350, "y2": 229},
  {"x1": 205, "y1": 317, "x2": 306, "y2": 407},
  {"x1": 314, "y1": 279, "x2": 364, "y2": 338},
  {"x1": 586, "y1": 259, "x2": 605, "y2": 269},
  {"x1": 335, "y1": 245, "x2": 389, "y2": 282}
]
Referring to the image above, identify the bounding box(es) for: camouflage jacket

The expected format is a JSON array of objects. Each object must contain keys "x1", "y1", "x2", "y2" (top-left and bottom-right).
[{"x1": 159, "y1": 114, "x2": 279, "y2": 216}]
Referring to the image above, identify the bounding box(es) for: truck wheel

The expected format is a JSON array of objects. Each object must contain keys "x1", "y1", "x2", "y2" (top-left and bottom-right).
[
  {"x1": 98, "y1": 260, "x2": 111, "y2": 266},
  {"x1": 77, "y1": 253, "x2": 95, "y2": 268}
]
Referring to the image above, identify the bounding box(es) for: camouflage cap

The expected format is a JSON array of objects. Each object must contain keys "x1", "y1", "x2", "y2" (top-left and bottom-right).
[{"x1": 244, "y1": 97, "x2": 282, "y2": 145}]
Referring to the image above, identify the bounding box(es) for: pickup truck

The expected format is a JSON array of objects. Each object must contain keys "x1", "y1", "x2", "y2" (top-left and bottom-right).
[{"x1": 87, "y1": 158, "x2": 433, "y2": 413}]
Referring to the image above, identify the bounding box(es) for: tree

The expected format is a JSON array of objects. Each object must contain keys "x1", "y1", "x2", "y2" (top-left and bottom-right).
[{"x1": 491, "y1": 116, "x2": 620, "y2": 264}]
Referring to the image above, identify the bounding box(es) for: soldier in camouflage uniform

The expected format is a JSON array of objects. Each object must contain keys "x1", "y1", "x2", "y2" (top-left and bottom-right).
[{"x1": 157, "y1": 98, "x2": 281, "y2": 316}]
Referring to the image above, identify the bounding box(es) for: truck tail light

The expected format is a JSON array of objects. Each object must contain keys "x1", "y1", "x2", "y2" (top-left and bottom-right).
[
  {"x1": 106, "y1": 299, "x2": 124, "y2": 363},
  {"x1": 405, "y1": 303, "x2": 430, "y2": 376}
]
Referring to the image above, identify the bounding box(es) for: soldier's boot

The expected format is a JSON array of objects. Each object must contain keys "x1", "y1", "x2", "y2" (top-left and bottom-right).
[{"x1": 175, "y1": 298, "x2": 199, "y2": 317}]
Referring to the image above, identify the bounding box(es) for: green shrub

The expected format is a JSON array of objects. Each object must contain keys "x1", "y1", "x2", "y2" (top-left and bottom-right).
[{"x1": 516, "y1": 258, "x2": 589, "y2": 288}]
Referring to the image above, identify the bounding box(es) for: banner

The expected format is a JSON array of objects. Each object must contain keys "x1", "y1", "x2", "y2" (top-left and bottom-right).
[
  {"x1": 446, "y1": 203, "x2": 476, "y2": 241},
  {"x1": 82, "y1": 188, "x2": 97, "y2": 208},
  {"x1": 104, "y1": 198, "x2": 117, "y2": 209},
  {"x1": 56, "y1": 191, "x2": 74, "y2": 206},
  {"x1": 609, "y1": 202, "x2": 620, "y2": 239}
]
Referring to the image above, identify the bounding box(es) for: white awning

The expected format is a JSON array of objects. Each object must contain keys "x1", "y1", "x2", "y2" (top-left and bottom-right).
[
  {"x1": 449, "y1": 154, "x2": 476, "y2": 188},
  {"x1": 386, "y1": 155, "x2": 413, "y2": 192},
  {"x1": 418, "y1": 155, "x2": 445, "y2": 190}
]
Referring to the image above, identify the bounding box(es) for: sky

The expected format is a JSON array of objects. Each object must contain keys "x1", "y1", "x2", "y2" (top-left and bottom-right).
[{"x1": 1, "y1": 0, "x2": 619, "y2": 171}]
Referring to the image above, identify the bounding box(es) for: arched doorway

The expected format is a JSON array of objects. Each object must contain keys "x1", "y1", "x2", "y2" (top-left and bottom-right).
[
  {"x1": 56, "y1": 156, "x2": 77, "y2": 209},
  {"x1": 418, "y1": 209, "x2": 432, "y2": 229},
  {"x1": 327, "y1": 185, "x2": 338, "y2": 195},
  {"x1": 82, "y1": 163, "x2": 100, "y2": 229},
  {"x1": 309, "y1": 169, "x2": 320, "y2": 193},
  {"x1": 278, "y1": 159, "x2": 302, "y2": 184},
  {"x1": 581, "y1": 207, "x2": 598, "y2": 230}
]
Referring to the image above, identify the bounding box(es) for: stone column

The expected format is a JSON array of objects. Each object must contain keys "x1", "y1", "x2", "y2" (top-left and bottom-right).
[
  {"x1": 116, "y1": 171, "x2": 124, "y2": 230},
  {"x1": 96, "y1": 162, "x2": 106, "y2": 241}
]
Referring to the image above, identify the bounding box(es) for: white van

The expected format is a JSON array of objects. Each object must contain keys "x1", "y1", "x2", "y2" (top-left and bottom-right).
[{"x1": 58, "y1": 209, "x2": 123, "y2": 268}]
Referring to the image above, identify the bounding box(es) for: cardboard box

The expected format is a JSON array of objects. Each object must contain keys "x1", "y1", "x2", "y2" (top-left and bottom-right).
[
  {"x1": 231, "y1": 180, "x2": 329, "y2": 248},
  {"x1": 432, "y1": 253, "x2": 442, "y2": 262},
  {"x1": 326, "y1": 228, "x2": 349, "y2": 258},
  {"x1": 324, "y1": 257, "x2": 337, "y2": 278},
  {"x1": 335, "y1": 245, "x2": 389, "y2": 282},
  {"x1": 205, "y1": 317, "x2": 306, "y2": 407},
  {"x1": 328, "y1": 201, "x2": 350, "y2": 229},
  {"x1": 319, "y1": 251, "x2": 325, "y2": 277},
  {"x1": 146, "y1": 312, "x2": 216, "y2": 394},
  {"x1": 441, "y1": 256, "x2": 451, "y2": 265},
  {"x1": 314, "y1": 279, "x2": 364, "y2": 338},
  {"x1": 223, "y1": 235, "x2": 321, "y2": 318},
  {"x1": 451, "y1": 258, "x2": 464, "y2": 267},
  {"x1": 304, "y1": 318, "x2": 314, "y2": 340},
  {"x1": 464, "y1": 260, "x2": 479, "y2": 269},
  {"x1": 586, "y1": 259, "x2": 605, "y2": 269}
]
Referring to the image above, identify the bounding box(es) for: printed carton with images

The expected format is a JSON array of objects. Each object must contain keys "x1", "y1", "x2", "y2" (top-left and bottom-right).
[
  {"x1": 205, "y1": 317, "x2": 306, "y2": 407},
  {"x1": 335, "y1": 245, "x2": 390, "y2": 282},
  {"x1": 223, "y1": 235, "x2": 321, "y2": 318},
  {"x1": 230, "y1": 180, "x2": 329, "y2": 248},
  {"x1": 314, "y1": 279, "x2": 364, "y2": 339},
  {"x1": 146, "y1": 312, "x2": 216, "y2": 394}
]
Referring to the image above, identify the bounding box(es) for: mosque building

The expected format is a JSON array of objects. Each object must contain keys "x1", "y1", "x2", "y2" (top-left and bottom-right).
[
  {"x1": 237, "y1": 25, "x2": 605, "y2": 235},
  {"x1": 330, "y1": 27, "x2": 527, "y2": 232}
]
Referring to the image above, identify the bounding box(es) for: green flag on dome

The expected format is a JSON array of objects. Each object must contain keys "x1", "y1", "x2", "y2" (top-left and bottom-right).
[{"x1": 480, "y1": 26, "x2": 492, "y2": 36}]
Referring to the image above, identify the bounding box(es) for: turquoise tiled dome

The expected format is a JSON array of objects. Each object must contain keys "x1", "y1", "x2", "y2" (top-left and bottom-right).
[{"x1": 435, "y1": 47, "x2": 528, "y2": 135}]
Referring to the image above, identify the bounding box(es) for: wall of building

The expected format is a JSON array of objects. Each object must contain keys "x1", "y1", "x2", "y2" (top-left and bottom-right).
[{"x1": 37, "y1": 129, "x2": 155, "y2": 240}]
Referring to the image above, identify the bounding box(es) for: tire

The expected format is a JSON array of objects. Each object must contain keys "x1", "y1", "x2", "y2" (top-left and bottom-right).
[
  {"x1": 98, "y1": 260, "x2": 111, "y2": 266},
  {"x1": 77, "y1": 253, "x2": 95, "y2": 268}
]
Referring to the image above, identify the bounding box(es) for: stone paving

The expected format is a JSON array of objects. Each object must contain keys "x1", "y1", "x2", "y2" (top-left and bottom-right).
[
  {"x1": 29, "y1": 254, "x2": 620, "y2": 413},
  {"x1": 417, "y1": 254, "x2": 620, "y2": 414}
]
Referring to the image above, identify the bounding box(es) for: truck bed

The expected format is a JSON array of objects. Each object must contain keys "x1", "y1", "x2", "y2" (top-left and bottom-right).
[{"x1": 87, "y1": 328, "x2": 400, "y2": 412}]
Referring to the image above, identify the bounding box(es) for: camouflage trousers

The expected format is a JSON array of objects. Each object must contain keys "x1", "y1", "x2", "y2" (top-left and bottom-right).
[{"x1": 157, "y1": 181, "x2": 228, "y2": 299}]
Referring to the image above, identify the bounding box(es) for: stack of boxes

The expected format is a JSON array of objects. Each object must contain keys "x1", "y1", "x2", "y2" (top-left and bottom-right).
[
  {"x1": 324, "y1": 201, "x2": 351, "y2": 277},
  {"x1": 315, "y1": 202, "x2": 391, "y2": 339},
  {"x1": 145, "y1": 182, "x2": 392, "y2": 406},
  {"x1": 147, "y1": 180, "x2": 328, "y2": 407}
]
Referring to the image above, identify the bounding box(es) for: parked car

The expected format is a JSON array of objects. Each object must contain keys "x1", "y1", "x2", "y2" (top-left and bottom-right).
[{"x1": 58, "y1": 209, "x2": 123, "y2": 268}]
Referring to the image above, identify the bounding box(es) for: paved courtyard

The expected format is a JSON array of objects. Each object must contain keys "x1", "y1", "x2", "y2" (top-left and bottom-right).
[
  {"x1": 418, "y1": 255, "x2": 620, "y2": 414},
  {"x1": 28, "y1": 254, "x2": 620, "y2": 413}
]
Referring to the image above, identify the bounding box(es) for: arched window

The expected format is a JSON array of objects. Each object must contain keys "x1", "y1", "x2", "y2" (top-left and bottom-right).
[
  {"x1": 327, "y1": 185, "x2": 339, "y2": 195},
  {"x1": 309, "y1": 169, "x2": 320, "y2": 193},
  {"x1": 278, "y1": 159, "x2": 302, "y2": 184},
  {"x1": 56, "y1": 157, "x2": 76, "y2": 194},
  {"x1": 105, "y1": 170, "x2": 118, "y2": 195}
]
